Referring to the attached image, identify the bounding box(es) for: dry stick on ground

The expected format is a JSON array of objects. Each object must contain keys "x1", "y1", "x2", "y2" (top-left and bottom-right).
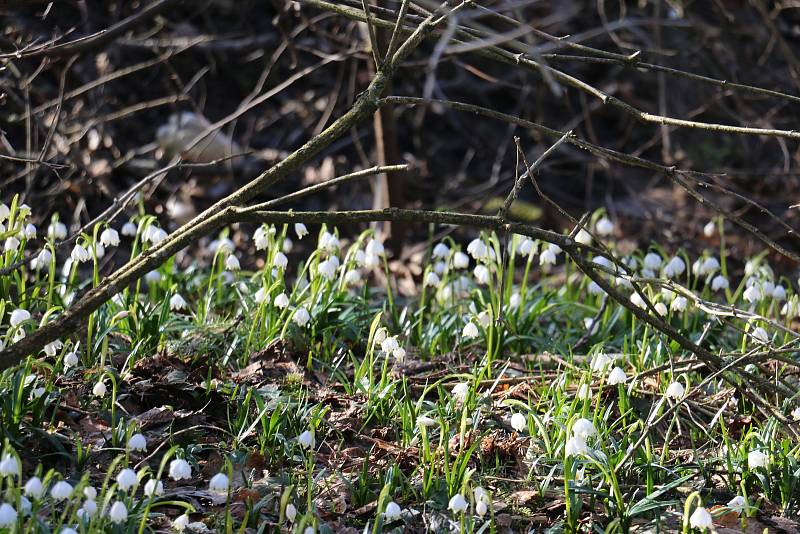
[{"x1": 0, "y1": 3, "x2": 461, "y2": 370}]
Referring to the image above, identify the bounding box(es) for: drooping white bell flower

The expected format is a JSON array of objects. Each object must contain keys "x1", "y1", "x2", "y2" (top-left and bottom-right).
[
  {"x1": 384, "y1": 501, "x2": 402, "y2": 521},
  {"x1": 168, "y1": 459, "x2": 192, "y2": 481},
  {"x1": 298, "y1": 430, "x2": 315, "y2": 449},
  {"x1": 169, "y1": 293, "x2": 187, "y2": 311},
  {"x1": 462, "y1": 322, "x2": 479, "y2": 339},
  {"x1": 100, "y1": 228, "x2": 120, "y2": 247},
  {"x1": 294, "y1": 223, "x2": 309, "y2": 239},
  {"x1": 109, "y1": 501, "x2": 128, "y2": 523},
  {"x1": 595, "y1": 217, "x2": 615, "y2": 236},
  {"x1": 571, "y1": 418, "x2": 597, "y2": 440},
  {"x1": 510, "y1": 413, "x2": 527, "y2": 432},
  {"x1": 607, "y1": 366, "x2": 627, "y2": 385},
  {"x1": 50, "y1": 481, "x2": 73, "y2": 500},
  {"x1": 127, "y1": 433, "x2": 147, "y2": 452},
  {"x1": 748, "y1": 450, "x2": 768, "y2": 469},
  {"x1": 116, "y1": 469, "x2": 138, "y2": 491},
  {"x1": 292, "y1": 307, "x2": 311, "y2": 327},
  {"x1": 447, "y1": 494, "x2": 468, "y2": 514},
  {"x1": 209, "y1": 473, "x2": 229, "y2": 492},
  {"x1": 689, "y1": 506, "x2": 712, "y2": 529}
]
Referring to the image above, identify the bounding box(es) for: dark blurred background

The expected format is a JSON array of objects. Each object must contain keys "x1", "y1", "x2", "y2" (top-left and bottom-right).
[{"x1": 2, "y1": 0, "x2": 800, "y2": 271}]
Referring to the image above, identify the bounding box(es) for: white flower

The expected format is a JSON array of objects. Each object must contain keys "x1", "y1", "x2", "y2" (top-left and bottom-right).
[
  {"x1": 253, "y1": 227, "x2": 269, "y2": 250},
  {"x1": 518, "y1": 238, "x2": 535, "y2": 256},
  {"x1": 24, "y1": 477, "x2": 44, "y2": 499},
  {"x1": 607, "y1": 366, "x2": 627, "y2": 385},
  {"x1": 565, "y1": 435, "x2": 588, "y2": 457},
  {"x1": 100, "y1": 228, "x2": 120, "y2": 247},
  {"x1": 701, "y1": 257, "x2": 720, "y2": 275},
  {"x1": 630, "y1": 292, "x2": 646, "y2": 309},
  {"x1": 23, "y1": 223, "x2": 36, "y2": 239},
  {"x1": 48, "y1": 222, "x2": 68, "y2": 240},
  {"x1": 4, "y1": 237, "x2": 19, "y2": 252},
  {"x1": 92, "y1": 381, "x2": 107, "y2": 397},
  {"x1": 143, "y1": 479, "x2": 164, "y2": 497},
  {"x1": 0, "y1": 204, "x2": 9, "y2": 221},
  {"x1": 83, "y1": 486, "x2": 97, "y2": 500},
  {"x1": 587, "y1": 281, "x2": 604, "y2": 295},
  {"x1": 711, "y1": 275, "x2": 729, "y2": 291},
  {"x1": 595, "y1": 217, "x2": 614, "y2": 236},
  {"x1": 539, "y1": 247, "x2": 557, "y2": 265},
  {"x1": 384, "y1": 501, "x2": 402, "y2": 521},
  {"x1": 0, "y1": 455, "x2": 19, "y2": 477},
  {"x1": 82, "y1": 499, "x2": 98, "y2": 517},
  {"x1": 365, "y1": 239, "x2": 385, "y2": 257},
  {"x1": 432, "y1": 243, "x2": 450, "y2": 259},
  {"x1": 665, "y1": 381, "x2": 686, "y2": 399},
  {"x1": 44, "y1": 340, "x2": 63, "y2": 357},
  {"x1": 727, "y1": 495, "x2": 746, "y2": 514},
  {"x1": 274, "y1": 293, "x2": 289, "y2": 308},
  {"x1": 577, "y1": 384, "x2": 591, "y2": 400},
  {"x1": 591, "y1": 352, "x2": 613, "y2": 373},
  {"x1": 751, "y1": 327, "x2": 769, "y2": 344},
  {"x1": 0, "y1": 503, "x2": 16, "y2": 527},
  {"x1": 510, "y1": 413, "x2": 527, "y2": 432},
  {"x1": 91, "y1": 242, "x2": 105, "y2": 259},
  {"x1": 452, "y1": 382, "x2": 469, "y2": 402},
  {"x1": 319, "y1": 231, "x2": 339, "y2": 251},
  {"x1": 423, "y1": 272, "x2": 440, "y2": 287},
  {"x1": 575, "y1": 228, "x2": 592, "y2": 245},
  {"x1": 169, "y1": 293, "x2": 187, "y2": 311},
  {"x1": 109, "y1": 501, "x2": 128, "y2": 523},
  {"x1": 146, "y1": 227, "x2": 168, "y2": 245},
  {"x1": 448, "y1": 494, "x2": 468, "y2": 513},
  {"x1": 452, "y1": 251, "x2": 469, "y2": 269},
  {"x1": 380, "y1": 336, "x2": 399, "y2": 354},
  {"x1": 773, "y1": 285, "x2": 787, "y2": 301},
  {"x1": 145, "y1": 270, "x2": 162, "y2": 284},
  {"x1": 173, "y1": 514, "x2": 191, "y2": 531},
  {"x1": 60, "y1": 528, "x2": 77, "y2": 534},
  {"x1": 643, "y1": 252, "x2": 662, "y2": 271},
  {"x1": 416, "y1": 415, "x2": 437, "y2": 428},
  {"x1": 298, "y1": 430, "x2": 315, "y2": 449},
  {"x1": 703, "y1": 221, "x2": 716, "y2": 237},
  {"x1": 663, "y1": 256, "x2": 685, "y2": 278},
  {"x1": 572, "y1": 418, "x2": 597, "y2": 440},
  {"x1": 32, "y1": 248, "x2": 52, "y2": 270},
  {"x1": 748, "y1": 450, "x2": 768, "y2": 469},
  {"x1": 50, "y1": 481, "x2": 73, "y2": 500},
  {"x1": 225, "y1": 255, "x2": 240, "y2": 271},
  {"x1": 121, "y1": 221, "x2": 137, "y2": 236},
  {"x1": 285, "y1": 504, "x2": 297, "y2": 523},
  {"x1": 10, "y1": 309, "x2": 30, "y2": 327},
  {"x1": 743, "y1": 285, "x2": 761, "y2": 303},
  {"x1": 209, "y1": 473, "x2": 229, "y2": 492},
  {"x1": 473, "y1": 264, "x2": 490, "y2": 285},
  {"x1": 654, "y1": 302, "x2": 668, "y2": 316},
  {"x1": 127, "y1": 433, "x2": 147, "y2": 452},
  {"x1": 169, "y1": 459, "x2": 192, "y2": 481},
  {"x1": 467, "y1": 239, "x2": 488, "y2": 260},
  {"x1": 116, "y1": 468, "x2": 138, "y2": 491},
  {"x1": 273, "y1": 252, "x2": 288, "y2": 270},
  {"x1": 64, "y1": 352, "x2": 79, "y2": 368},
  {"x1": 293, "y1": 307, "x2": 311, "y2": 327},
  {"x1": 462, "y1": 318, "x2": 485, "y2": 340},
  {"x1": 294, "y1": 223, "x2": 308, "y2": 239},
  {"x1": 689, "y1": 506, "x2": 712, "y2": 529},
  {"x1": 343, "y1": 269, "x2": 361, "y2": 286},
  {"x1": 317, "y1": 259, "x2": 337, "y2": 280},
  {"x1": 670, "y1": 296, "x2": 688, "y2": 312}
]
